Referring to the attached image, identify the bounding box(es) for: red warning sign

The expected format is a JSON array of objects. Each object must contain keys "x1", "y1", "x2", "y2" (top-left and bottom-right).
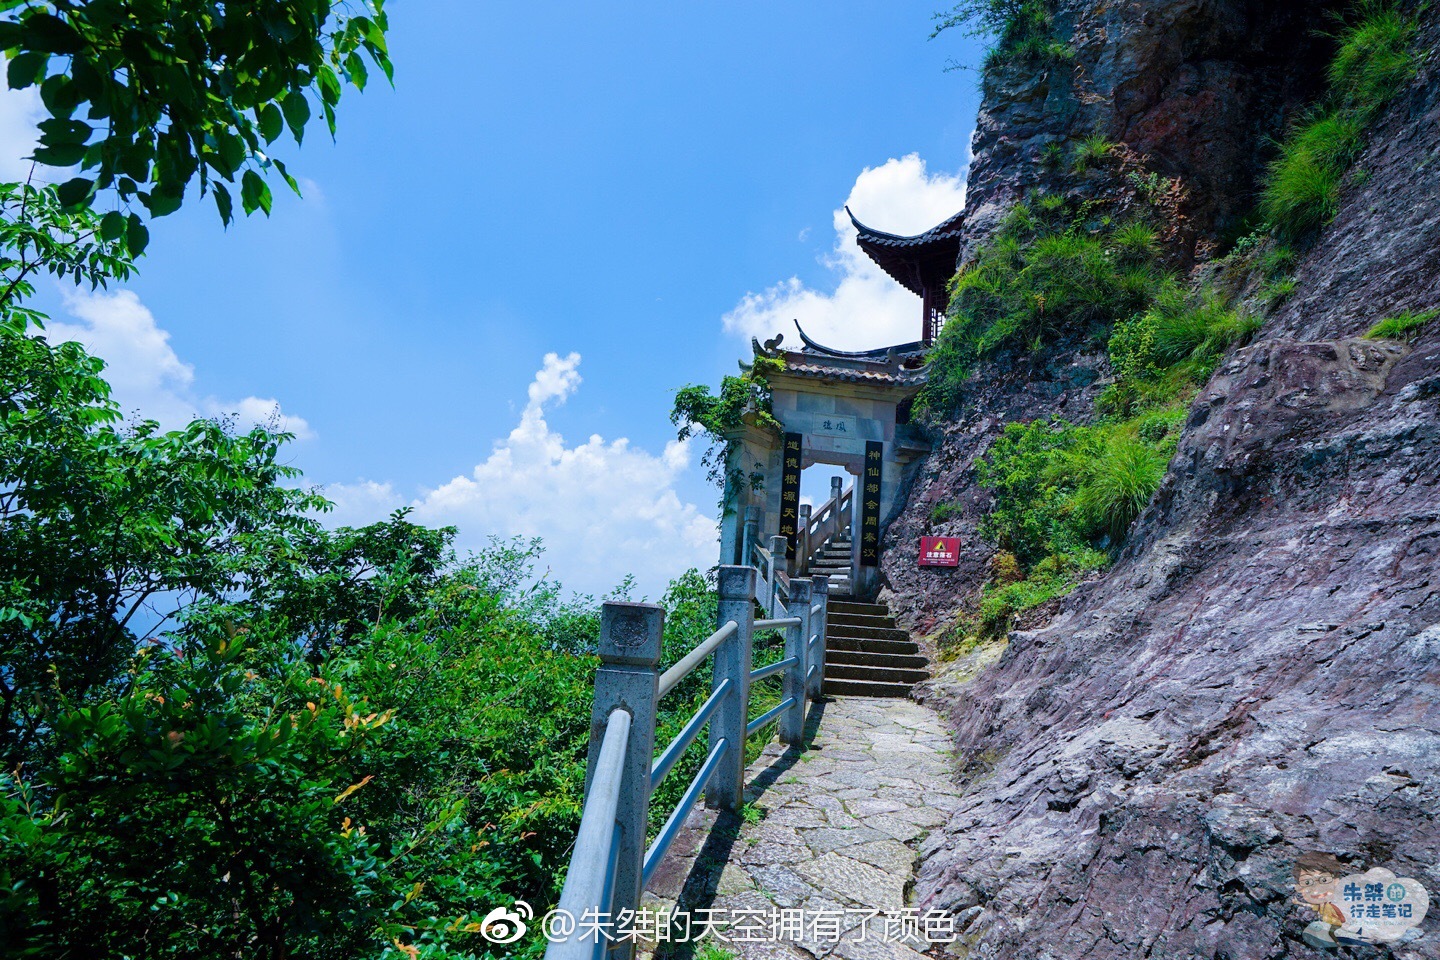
[{"x1": 918, "y1": 536, "x2": 960, "y2": 568}]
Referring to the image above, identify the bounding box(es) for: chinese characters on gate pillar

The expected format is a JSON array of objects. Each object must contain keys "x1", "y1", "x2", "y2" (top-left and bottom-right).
[
  {"x1": 779, "y1": 433, "x2": 803, "y2": 560},
  {"x1": 861, "y1": 442, "x2": 883, "y2": 567}
]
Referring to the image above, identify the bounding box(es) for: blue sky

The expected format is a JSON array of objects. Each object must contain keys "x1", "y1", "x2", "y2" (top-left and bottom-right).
[{"x1": 5, "y1": 1, "x2": 986, "y2": 597}]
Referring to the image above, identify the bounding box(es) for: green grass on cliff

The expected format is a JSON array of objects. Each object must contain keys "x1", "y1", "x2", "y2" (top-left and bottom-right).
[
  {"x1": 920, "y1": 197, "x2": 1169, "y2": 414},
  {"x1": 1261, "y1": 1, "x2": 1420, "y2": 240},
  {"x1": 921, "y1": 199, "x2": 1261, "y2": 642},
  {"x1": 1364, "y1": 308, "x2": 1439, "y2": 341}
]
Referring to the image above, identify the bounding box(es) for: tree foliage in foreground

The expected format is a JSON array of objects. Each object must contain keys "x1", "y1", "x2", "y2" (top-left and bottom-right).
[
  {"x1": 2, "y1": 0, "x2": 391, "y2": 243},
  {"x1": 0, "y1": 321, "x2": 737, "y2": 956}
]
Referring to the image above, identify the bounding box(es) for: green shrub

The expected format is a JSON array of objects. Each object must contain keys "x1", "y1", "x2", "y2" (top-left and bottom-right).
[
  {"x1": 1262, "y1": 276, "x2": 1299, "y2": 308},
  {"x1": 1261, "y1": 110, "x2": 1365, "y2": 238},
  {"x1": 1260, "y1": 1, "x2": 1418, "y2": 239},
  {"x1": 672, "y1": 355, "x2": 783, "y2": 493},
  {"x1": 976, "y1": 548, "x2": 1107, "y2": 637},
  {"x1": 1104, "y1": 284, "x2": 1260, "y2": 414},
  {"x1": 1258, "y1": 244, "x2": 1297, "y2": 276},
  {"x1": 1065, "y1": 432, "x2": 1170, "y2": 541},
  {"x1": 1328, "y1": 1, "x2": 1419, "y2": 115},
  {"x1": 1364, "y1": 308, "x2": 1439, "y2": 340},
  {"x1": 933, "y1": 0, "x2": 1072, "y2": 68},
  {"x1": 930, "y1": 501, "x2": 964, "y2": 525},
  {"x1": 921, "y1": 200, "x2": 1168, "y2": 414},
  {"x1": 1071, "y1": 135, "x2": 1117, "y2": 173}
]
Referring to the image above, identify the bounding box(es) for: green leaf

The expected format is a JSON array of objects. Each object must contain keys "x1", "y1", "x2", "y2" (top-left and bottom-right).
[
  {"x1": 281, "y1": 91, "x2": 310, "y2": 144},
  {"x1": 38, "y1": 117, "x2": 92, "y2": 143},
  {"x1": 99, "y1": 210, "x2": 125, "y2": 241},
  {"x1": 39, "y1": 73, "x2": 81, "y2": 119},
  {"x1": 215, "y1": 131, "x2": 246, "y2": 177},
  {"x1": 126, "y1": 213, "x2": 149, "y2": 254},
  {"x1": 31, "y1": 142, "x2": 87, "y2": 166},
  {"x1": 6, "y1": 50, "x2": 47, "y2": 88},
  {"x1": 258, "y1": 103, "x2": 284, "y2": 144},
  {"x1": 143, "y1": 187, "x2": 182, "y2": 217},
  {"x1": 55, "y1": 176, "x2": 92, "y2": 206},
  {"x1": 316, "y1": 66, "x2": 342, "y2": 106},
  {"x1": 0, "y1": 20, "x2": 21, "y2": 49},
  {"x1": 273, "y1": 158, "x2": 301, "y2": 197},
  {"x1": 21, "y1": 12, "x2": 84, "y2": 54},
  {"x1": 241, "y1": 170, "x2": 272, "y2": 216},
  {"x1": 213, "y1": 183, "x2": 233, "y2": 225},
  {"x1": 343, "y1": 51, "x2": 368, "y2": 91}
]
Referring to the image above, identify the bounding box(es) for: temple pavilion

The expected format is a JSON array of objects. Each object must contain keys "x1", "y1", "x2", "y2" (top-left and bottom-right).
[{"x1": 719, "y1": 206, "x2": 965, "y2": 600}]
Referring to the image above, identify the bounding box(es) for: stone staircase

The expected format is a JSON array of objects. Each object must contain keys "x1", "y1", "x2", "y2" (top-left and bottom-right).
[
  {"x1": 807, "y1": 536, "x2": 854, "y2": 597},
  {"x1": 823, "y1": 598, "x2": 929, "y2": 698}
]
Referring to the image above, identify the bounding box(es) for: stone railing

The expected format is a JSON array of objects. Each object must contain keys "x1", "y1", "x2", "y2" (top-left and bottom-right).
[
  {"x1": 797, "y1": 477, "x2": 852, "y2": 576},
  {"x1": 545, "y1": 565, "x2": 830, "y2": 960},
  {"x1": 747, "y1": 534, "x2": 790, "y2": 618}
]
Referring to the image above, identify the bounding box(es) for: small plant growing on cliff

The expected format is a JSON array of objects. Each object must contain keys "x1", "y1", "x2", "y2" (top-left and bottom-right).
[
  {"x1": 1262, "y1": 276, "x2": 1299, "y2": 309},
  {"x1": 930, "y1": 501, "x2": 964, "y2": 525},
  {"x1": 1071, "y1": 136, "x2": 1117, "y2": 173},
  {"x1": 1364, "y1": 308, "x2": 1439, "y2": 341},
  {"x1": 1260, "y1": 1, "x2": 1419, "y2": 240},
  {"x1": 931, "y1": 0, "x2": 1071, "y2": 69}
]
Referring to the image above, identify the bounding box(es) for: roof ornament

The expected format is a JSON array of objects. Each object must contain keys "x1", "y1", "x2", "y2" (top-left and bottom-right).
[{"x1": 751, "y1": 333, "x2": 784, "y2": 359}]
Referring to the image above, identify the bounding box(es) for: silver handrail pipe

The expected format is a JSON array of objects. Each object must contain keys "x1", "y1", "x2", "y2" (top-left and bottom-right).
[{"x1": 543, "y1": 564, "x2": 830, "y2": 960}]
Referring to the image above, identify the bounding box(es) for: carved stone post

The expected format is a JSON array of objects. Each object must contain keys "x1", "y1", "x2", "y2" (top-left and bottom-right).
[
  {"x1": 797, "y1": 503, "x2": 812, "y2": 575},
  {"x1": 769, "y1": 535, "x2": 788, "y2": 617},
  {"x1": 809, "y1": 575, "x2": 830, "y2": 700},
  {"x1": 781, "y1": 578, "x2": 812, "y2": 745},
  {"x1": 587, "y1": 602, "x2": 663, "y2": 957},
  {"x1": 707, "y1": 566, "x2": 755, "y2": 812}
]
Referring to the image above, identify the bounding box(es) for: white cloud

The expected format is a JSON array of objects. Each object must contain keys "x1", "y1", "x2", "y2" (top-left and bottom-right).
[
  {"x1": 0, "y1": 78, "x2": 42, "y2": 182},
  {"x1": 325, "y1": 352, "x2": 718, "y2": 599},
  {"x1": 322, "y1": 480, "x2": 405, "y2": 527},
  {"x1": 723, "y1": 154, "x2": 966, "y2": 351},
  {"x1": 44, "y1": 289, "x2": 315, "y2": 439}
]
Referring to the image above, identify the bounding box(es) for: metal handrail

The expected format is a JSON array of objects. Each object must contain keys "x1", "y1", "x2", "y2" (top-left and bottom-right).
[
  {"x1": 547, "y1": 708, "x2": 632, "y2": 960},
  {"x1": 641, "y1": 738, "x2": 730, "y2": 886},
  {"x1": 750, "y1": 654, "x2": 799, "y2": 683},
  {"x1": 549, "y1": 566, "x2": 830, "y2": 960},
  {"x1": 651, "y1": 678, "x2": 731, "y2": 789},
  {"x1": 657, "y1": 621, "x2": 737, "y2": 697},
  {"x1": 746, "y1": 696, "x2": 797, "y2": 735}
]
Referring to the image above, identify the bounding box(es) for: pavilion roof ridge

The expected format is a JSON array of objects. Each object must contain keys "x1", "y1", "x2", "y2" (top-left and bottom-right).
[{"x1": 791, "y1": 321, "x2": 928, "y2": 361}]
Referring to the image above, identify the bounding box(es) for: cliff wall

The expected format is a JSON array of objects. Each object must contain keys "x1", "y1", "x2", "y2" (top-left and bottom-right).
[{"x1": 881, "y1": 2, "x2": 1440, "y2": 956}]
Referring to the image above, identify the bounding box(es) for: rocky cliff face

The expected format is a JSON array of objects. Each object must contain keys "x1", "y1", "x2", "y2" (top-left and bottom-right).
[{"x1": 881, "y1": 2, "x2": 1440, "y2": 957}]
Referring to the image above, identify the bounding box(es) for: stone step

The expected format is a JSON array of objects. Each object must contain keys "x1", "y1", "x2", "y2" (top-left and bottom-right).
[
  {"x1": 828, "y1": 636, "x2": 920, "y2": 656},
  {"x1": 824, "y1": 663, "x2": 931, "y2": 685},
  {"x1": 811, "y1": 560, "x2": 850, "y2": 569},
  {"x1": 828, "y1": 624, "x2": 911, "y2": 643},
  {"x1": 828, "y1": 612, "x2": 897, "y2": 630},
  {"x1": 826, "y1": 650, "x2": 929, "y2": 670},
  {"x1": 827, "y1": 600, "x2": 888, "y2": 617},
  {"x1": 823, "y1": 678, "x2": 915, "y2": 698}
]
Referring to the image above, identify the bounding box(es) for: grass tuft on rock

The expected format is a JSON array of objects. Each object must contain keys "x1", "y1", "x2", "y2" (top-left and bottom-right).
[
  {"x1": 1261, "y1": 1, "x2": 1418, "y2": 240},
  {"x1": 1364, "y1": 308, "x2": 1438, "y2": 341}
]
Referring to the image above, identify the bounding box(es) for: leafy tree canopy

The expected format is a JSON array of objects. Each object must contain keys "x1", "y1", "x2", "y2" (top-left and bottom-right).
[{"x1": 1, "y1": 0, "x2": 392, "y2": 248}]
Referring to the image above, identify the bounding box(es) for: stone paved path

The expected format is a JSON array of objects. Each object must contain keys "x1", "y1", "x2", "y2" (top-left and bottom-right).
[{"x1": 643, "y1": 697, "x2": 963, "y2": 960}]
